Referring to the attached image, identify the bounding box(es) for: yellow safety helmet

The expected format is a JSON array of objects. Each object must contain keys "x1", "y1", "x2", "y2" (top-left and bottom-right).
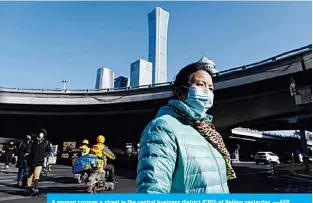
[
  {"x1": 96, "y1": 135, "x2": 105, "y2": 144},
  {"x1": 82, "y1": 139, "x2": 89, "y2": 145}
]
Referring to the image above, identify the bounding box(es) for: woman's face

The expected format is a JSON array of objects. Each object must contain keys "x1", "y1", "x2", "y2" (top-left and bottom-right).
[
  {"x1": 190, "y1": 70, "x2": 214, "y2": 91},
  {"x1": 182, "y1": 70, "x2": 214, "y2": 99}
]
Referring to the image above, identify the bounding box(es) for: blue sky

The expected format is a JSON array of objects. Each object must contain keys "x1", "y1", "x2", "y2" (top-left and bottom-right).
[{"x1": 0, "y1": 1, "x2": 311, "y2": 90}]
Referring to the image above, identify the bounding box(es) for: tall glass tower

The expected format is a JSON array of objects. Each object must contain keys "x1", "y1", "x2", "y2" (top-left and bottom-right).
[
  {"x1": 95, "y1": 67, "x2": 114, "y2": 89},
  {"x1": 148, "y1": 7, "x2": 169, "y2": 84},
  {"x1": 130, "y1": 59, "x2": 152, "y2": 87}
]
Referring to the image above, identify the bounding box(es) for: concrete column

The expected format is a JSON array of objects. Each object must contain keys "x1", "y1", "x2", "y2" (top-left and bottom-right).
[
  {"x1": 235, "y1": 149, "x2": 240, "y2": 162},
  {"x1": 220, "y1": 129, "x2": 239, "y2": 161},
  {"x1": 300, "y1": 129, "x2": 308, "y2": 154}
]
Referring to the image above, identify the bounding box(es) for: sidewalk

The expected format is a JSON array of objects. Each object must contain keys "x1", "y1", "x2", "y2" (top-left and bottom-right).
[{"x1": 232, "y1": 161, "x2": 255, "y2": 164}]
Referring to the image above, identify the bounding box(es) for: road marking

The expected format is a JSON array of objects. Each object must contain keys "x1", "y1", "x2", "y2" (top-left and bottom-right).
[
  {"x1": 0, "y1": 179, "x2": 15, "y2": 183},
  {"x1": 40, "y1": 174, "x2": 57, "y2": 176},
  {"x1": 281, "y1": 175, "x2": 312, "y2": 183},
  {"x1": 237, "y1": 171, "x2": 270, "y2": 176},
  {"x1": 0, "y1": 175, "x2": 17, "y2": 178},
  {"x1": 0, "y1": 195, "x2": 33, "y2": 202}
]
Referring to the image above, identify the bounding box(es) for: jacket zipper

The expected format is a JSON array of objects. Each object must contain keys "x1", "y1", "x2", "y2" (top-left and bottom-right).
[{"x1": 208, "y1": 144, "x2": 225, "y2": 192}]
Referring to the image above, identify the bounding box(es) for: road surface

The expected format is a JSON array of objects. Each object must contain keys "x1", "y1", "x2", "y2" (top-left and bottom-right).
[
  {"x1": 0, "y1": 163, "x2": 310, "y2": 203},
  {"x1": 0, "y1": 165, "x2": 135, "y2": 203}
]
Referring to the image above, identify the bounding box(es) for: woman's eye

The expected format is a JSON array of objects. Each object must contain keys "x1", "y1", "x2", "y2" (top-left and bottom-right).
[{"x1": 197, "y1": 83, "x2": 205, "y2": 87}]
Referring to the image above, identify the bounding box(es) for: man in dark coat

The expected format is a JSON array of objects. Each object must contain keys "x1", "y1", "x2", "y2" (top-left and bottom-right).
[
  {"x1": 26, "y1": 129, "x2": 51, "y2": 195},
  {"x1": 16, "y1": 134, "x2": 32, "y2": 188},
  {"x1": 4, "y1": 141, "x2": 16, "y2": 169}
]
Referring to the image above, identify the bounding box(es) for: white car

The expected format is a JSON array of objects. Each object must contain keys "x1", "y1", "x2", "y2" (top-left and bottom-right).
[{"x1": 255, "y1": 152, "x2": 280, "y2": 164}]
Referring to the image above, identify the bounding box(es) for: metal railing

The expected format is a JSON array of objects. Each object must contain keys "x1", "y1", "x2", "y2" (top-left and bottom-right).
[
  {"x1": 0, "y1": 44, "x2": 311, "y2": 94},
  {"x1": 218, "y1": 44, "x2": 312, "y2": 75},
  {"x1": 0, "y1": 81, "x2": 174, "y2": 94},
  {"x1": 234, "y1": 127, "x2": 301, "y2": 140}
]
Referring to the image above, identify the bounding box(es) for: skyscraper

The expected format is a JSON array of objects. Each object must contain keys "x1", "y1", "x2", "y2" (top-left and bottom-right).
[
  {"x1": 130, "y1": 59, "x2": 152, "y2": 87},
  {"x1": 95, "y1": 67, "x2": 114, "y2": 89},
  {"x1": 148, "y1": 7, "x2": 169, "y2": 84},
  {"x1": 114, "y1": 76, "x2": 129, "y2": 88}
]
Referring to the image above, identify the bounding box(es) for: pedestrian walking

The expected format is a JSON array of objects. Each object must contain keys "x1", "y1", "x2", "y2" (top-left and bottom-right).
[
  {"x1": 16, "y1": 134, "x2": 32, "y2": 187},
  {"x1": 4, "y1": 141, "x2": 16, "y2": 169},
  {"x1": 25, "y1": 129, "x2": 51, "y2": 195}
]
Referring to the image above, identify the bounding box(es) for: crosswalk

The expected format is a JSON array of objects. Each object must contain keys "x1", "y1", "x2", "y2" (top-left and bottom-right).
[
  {"x1": 0, "y1": 170, "x2": 85, "y2": 202},
  {"x1": 0, "y1": 165, "x2": 136, "y2": 202}
]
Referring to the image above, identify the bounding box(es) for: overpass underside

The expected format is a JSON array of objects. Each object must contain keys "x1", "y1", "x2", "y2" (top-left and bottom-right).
[
  {"x1": 0, "y1": 49, "x2": 311, "y2": 146},
  {"x1": 0, "y1": 100, "x2": 169, "y2": 147},
  {"x1": 212, "y1": 68, "x2": 312, "y2": 131}
]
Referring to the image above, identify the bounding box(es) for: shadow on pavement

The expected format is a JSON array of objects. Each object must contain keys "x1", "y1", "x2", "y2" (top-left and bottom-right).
[
  {"x1": 38, "y1": 186, "x2": 86, "y2": 194},
  {"x1": 115, "y1": 168, "x2": 136, "y2": 180},
  {"x1": 41, "y1": 176, "x2": 76, "y2": 184},
  {"x1": 0, "y1": 171, "x2": 17, "y2": 175},
  {"x1": 0, "y1": 189, "x2": 30, "y2": 197},
  {"x1": 0, "y1": 186, "x2": 86, "y2": 196},
  {"x1": 228, "y1": 173, "x2": 312, "y2": 193}
]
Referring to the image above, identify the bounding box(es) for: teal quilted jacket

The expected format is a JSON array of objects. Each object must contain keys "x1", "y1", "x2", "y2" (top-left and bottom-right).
[{"x1": 136, "y1": 99, "x2": 229, "y2": 193}]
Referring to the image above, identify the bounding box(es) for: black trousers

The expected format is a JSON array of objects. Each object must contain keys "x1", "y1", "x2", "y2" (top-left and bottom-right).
[
  {"x1": 104, "y1": 164, "x2": 115, "y2": 182},
  {"x1": 5, "y1": 151, "x2": 13, "y2": 165}
]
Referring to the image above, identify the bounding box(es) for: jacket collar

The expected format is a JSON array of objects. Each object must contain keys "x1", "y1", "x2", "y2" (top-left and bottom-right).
[{"x1": 156, "y1": 99, "x2": 213, "y2": 122}]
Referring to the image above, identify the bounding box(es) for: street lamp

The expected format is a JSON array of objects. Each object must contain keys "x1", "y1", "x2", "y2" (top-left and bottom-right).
[{"x1": 61, "y1": 80, "x2": 69, "y2": 91}]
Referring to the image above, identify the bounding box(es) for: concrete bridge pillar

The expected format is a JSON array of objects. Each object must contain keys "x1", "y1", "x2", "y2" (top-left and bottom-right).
[
  {"x1": 300, "y1": 129, "x2": 308, "y2": 154},
  {"x1": 220, "y1": 129, "x2": 240, "y2": 162}
]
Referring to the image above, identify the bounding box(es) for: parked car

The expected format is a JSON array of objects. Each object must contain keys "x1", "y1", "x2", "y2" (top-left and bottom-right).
[{"x1": 255, "y1": 152, "x2": 280, "y2": 164}]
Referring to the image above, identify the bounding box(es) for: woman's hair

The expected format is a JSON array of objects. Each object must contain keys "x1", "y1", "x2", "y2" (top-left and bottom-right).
[{"x1": 173, "y1": 63, "x2": 212, "y2": 100}]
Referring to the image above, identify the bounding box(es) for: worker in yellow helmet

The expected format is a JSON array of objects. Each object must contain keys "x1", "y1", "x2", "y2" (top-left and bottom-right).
[
  {"x1": 79, "y1": 139, "x2": 90, "y2": 156},
  {"x1": 90, "y1": 135, "x2": 116, "y2": 182}
]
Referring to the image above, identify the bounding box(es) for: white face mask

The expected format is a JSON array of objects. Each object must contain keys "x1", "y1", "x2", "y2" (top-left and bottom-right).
[
  {"x1": 39, "y1": 133, "x2": 44, "y2": 139},
  {"x1": 185, "y1": 86, "x2": 214, "y2": 113}
]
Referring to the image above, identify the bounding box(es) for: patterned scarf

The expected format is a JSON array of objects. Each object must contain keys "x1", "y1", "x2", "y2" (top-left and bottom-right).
[{"x1": 169, "y1": 104, "x2": 237, "y2": 180}]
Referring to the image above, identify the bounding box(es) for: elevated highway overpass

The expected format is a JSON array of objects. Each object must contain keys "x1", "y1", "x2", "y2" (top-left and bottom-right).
[
  {"x1": 229, "y1": 127, "x2": 312, "y2": 160},
  {"x1": 0, "y1": 45, "x2": 311, "y2": 145}
]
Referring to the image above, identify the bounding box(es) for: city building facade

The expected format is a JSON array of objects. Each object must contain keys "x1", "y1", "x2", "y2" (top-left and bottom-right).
[
  {"x1": 148, "y1": 7, "x2": 169, "y2": 84},
  {"x1": 130, "y1": 59, "x2": 152, "y2": 87},
  {"x1": 95, "y1": 67, "x2": 114, "y2": 89},
  {"x1": 114, "y1": 76, "x2": 129, "y2": 88}
]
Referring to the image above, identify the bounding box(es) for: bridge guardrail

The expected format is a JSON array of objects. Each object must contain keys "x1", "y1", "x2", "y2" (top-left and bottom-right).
[
  {"x1": 218, "y1": 44, "x2": 312, "y2": 75},
  {"x1": 273, "y1": 163, "x2": 311, "y2": 176},
  {"x1": 0, "y1": 81, "x2": 175, "y2": 94},
  {"x1": 0, "y1": 44, "x2": 311, "y2": 94}
]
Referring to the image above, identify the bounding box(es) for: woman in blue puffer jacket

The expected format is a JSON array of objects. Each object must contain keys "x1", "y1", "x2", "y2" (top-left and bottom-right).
[{"x1": 136, "y1": 59, "x2": 236, "y2": 194}]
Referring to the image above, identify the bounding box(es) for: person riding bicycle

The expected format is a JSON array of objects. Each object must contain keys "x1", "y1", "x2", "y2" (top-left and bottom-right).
[
  {"x1": 90, "y1": 135, "x2": 116, "y2": 182},
  {"x1": 79, "y1": 139, "x2": 90, "y2": 156}
]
